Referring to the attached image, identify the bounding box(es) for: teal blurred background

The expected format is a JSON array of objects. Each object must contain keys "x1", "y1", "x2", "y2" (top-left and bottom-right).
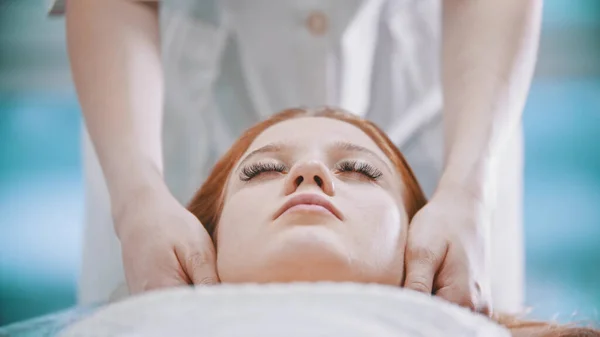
[{"x1": 1, "y1": 0, "x2": 599, "y2": 327}]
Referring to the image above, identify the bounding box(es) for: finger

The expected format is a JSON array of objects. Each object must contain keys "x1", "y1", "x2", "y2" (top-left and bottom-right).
[
  {"x1": 475, "y1": 282, "x2": 493, "y2": 317},
  {"x1": 126, "y1": 252, "x2": 190, "y2": 294},
  {"x1": 177, "y1": 243, "x2": 220, "y2": 286},
  {"x1": 435, "y1": 283, "x2": 476, "y2": 311},
  {"x1": 141, "y1": 267, "x2": 191, "y2": 292},
  {"x1": 404, "y1": 244, "x2": 445, "y2": 294},
  {"x1": 187, "y1": 250, "x2": 219, "y2": 285},
  {"x1": 436, "y1": 280, "x2": 491, "y2": 315},
  {"x1": 479, "y1": 299, "x2": 492, "y2": 317}
]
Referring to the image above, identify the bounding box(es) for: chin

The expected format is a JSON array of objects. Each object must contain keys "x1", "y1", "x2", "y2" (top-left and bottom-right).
[
  {"x1": 219, "y1": 227, "x2": 397, "y2": 285},
  {"x1": 273, "y1": 225, "x2": 347, "y2": 255}
]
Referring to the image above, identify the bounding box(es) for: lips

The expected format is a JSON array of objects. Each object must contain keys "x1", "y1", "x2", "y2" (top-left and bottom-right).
[{"x1": 274, "y1": 193, "x2": 343, "y2": 221}]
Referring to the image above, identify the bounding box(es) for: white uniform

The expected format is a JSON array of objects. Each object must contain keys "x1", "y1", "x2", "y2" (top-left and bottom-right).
[{"x1": 51, "y1": 0, "x2": 524, "y2": 313}]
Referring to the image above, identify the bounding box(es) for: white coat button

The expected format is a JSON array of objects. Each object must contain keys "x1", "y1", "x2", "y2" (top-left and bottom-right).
[{"x1": 306, "y1": 11, "x2": 328, "y2": 36}]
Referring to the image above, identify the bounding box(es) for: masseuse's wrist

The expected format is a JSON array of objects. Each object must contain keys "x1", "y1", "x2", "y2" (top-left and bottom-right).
[
  {"x1": 111, "y1": 181, "x2": 175, "y2": 240},
  {"x1": 108, "y1": 159, "x2": 170, "y2": 230},
  {"x1": 436, "y1": 155, "x2": 495, "y2": 208}
]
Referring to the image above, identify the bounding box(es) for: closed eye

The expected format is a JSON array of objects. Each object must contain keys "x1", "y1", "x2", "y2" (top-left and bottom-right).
[
  {"x1": 335, "y1": 160, "x2": 383, "y2": 180},
  {"x1": 240, "y1": 162, "x2": 287, "y2": 181}
]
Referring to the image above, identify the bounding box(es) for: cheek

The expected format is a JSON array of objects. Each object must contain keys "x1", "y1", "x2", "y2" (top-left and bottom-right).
[
  {"x1": 354, "y1": 198, "x2": 404, "y2": 245},
  {"x1": 216, "y1": 183, "x2": 279, "y2": 250},
  {"x1": 346, "y1": 187, "x2": 404, "y2": 235},
  {"x1": 344, "y1": 188, "x2": 407, "y2": 265}
]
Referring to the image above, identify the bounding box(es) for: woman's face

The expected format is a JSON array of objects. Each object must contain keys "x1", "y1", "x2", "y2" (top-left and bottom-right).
[{"x1": 216, "y1": 117, "x2": 408, "y2": 285}]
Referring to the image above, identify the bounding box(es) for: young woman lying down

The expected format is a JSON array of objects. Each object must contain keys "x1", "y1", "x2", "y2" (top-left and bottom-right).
[{"x1": 63, "y1": 107, "x2": 598, "y2": 337}]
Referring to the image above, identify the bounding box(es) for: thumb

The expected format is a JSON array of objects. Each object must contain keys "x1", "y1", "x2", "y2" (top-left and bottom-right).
[
  {"x1": 403, "y1": 238, "x2": 447, "y2": 294},
  {"x1": 436, "y1": 280, "x2": 493, "y2": 316},
  {"x1": 179, "y1": 246, "x2": 220, "y2": 286}
]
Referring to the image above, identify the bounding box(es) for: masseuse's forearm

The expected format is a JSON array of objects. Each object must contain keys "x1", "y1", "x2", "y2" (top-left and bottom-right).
[
  {"x1": 66, "y1": 1, "x2": 164, "y2": 217},
  {"x1": 438, "y1": 0, "x2": 542, "y2": 200}
]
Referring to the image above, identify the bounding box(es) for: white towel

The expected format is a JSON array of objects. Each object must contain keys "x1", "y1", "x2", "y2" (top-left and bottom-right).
[{"x1": 61, "y1": 282, "x2": 510, "y2": 337}]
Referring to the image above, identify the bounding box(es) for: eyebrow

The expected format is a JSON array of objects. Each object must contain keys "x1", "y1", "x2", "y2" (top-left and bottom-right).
[
  {"x1": 237, "y1": 140, "x2": 392, "y2": 173},
  {"x1": 331, "y1": 141, "x2": 393, "y2": 173},
  {"x1": 331, "y1": 141, "x2": 378, "y2": 157},
  {"x1": 237, "y1": 142, "x2": 290, "y2": 169}
]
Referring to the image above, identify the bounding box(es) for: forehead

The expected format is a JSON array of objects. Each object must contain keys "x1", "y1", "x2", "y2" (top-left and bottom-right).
[{"x1": 247, "y1": 117, "x2": 388, "y2": 158}]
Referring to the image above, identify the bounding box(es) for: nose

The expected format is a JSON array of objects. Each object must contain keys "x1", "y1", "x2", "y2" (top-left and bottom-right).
[{"x1": 284, "y1": 160, "x2": 335, "y2": 196}]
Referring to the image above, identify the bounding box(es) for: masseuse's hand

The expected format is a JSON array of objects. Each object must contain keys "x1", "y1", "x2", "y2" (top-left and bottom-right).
[
  {"x1": 115, "y1": 186, "x2": 219, "y2": 295},
  {"x1": 403, "y1": 186, "x2": 492, "y2": 316}
]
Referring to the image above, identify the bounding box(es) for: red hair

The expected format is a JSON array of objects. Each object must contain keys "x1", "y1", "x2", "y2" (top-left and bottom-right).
[{"x1": 186, "y1": 107, "x2": 599, "y2": 337}]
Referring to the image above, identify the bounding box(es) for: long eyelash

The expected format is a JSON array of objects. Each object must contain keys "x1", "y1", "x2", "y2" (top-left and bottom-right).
[
  {"x1": 337, "y1": 160, "x2": 383, "y2": 180},
  {"x1": 240, "y1": 162, "x2": 287, "y2": 181}
]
